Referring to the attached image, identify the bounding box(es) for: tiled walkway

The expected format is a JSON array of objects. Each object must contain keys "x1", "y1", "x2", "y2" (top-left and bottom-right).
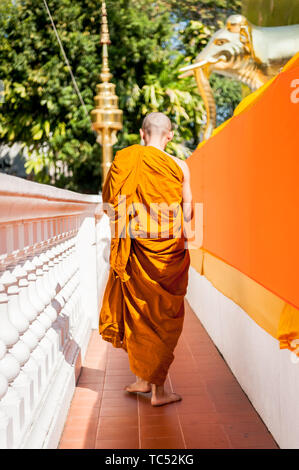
[{"x1": 59, "y1": 301, "x2": 278, "y2": 449}]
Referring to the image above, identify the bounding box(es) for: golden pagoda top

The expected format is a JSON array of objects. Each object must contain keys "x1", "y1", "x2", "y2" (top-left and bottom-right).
[{"x1": 91, "y1": 0, "x2": 123, "y2": 184}]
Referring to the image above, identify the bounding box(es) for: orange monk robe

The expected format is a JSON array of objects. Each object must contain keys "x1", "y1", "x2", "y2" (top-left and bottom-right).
[{"x1": 99, "y1": 144, "x2": 190, "y2": 385}]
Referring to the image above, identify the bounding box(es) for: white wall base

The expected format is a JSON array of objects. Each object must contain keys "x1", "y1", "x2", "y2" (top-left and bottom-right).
[{"x1": 186, "y1": 266, "x2": 299, "y2": 449}]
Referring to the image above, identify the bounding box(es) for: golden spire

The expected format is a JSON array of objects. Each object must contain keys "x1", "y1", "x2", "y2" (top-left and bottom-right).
[
  {"x1": 91, "y1": 0, "x2": 123, "y2": 186},
  {"x1": 99, "y1": 1, "x2": 112, "y2": 83}
]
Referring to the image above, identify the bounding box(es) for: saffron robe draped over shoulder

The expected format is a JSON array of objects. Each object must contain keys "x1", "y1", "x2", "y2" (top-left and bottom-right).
[{"x1": 99, "y1": 144, "x2": 190, "y2": 385}]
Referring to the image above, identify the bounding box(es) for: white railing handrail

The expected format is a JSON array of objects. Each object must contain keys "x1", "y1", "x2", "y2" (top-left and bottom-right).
[{"x1": 0, "y1": 173, "x2": 101, "y2": 204}]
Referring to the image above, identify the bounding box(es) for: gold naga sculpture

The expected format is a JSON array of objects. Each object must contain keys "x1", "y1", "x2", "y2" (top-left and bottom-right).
[{"x1": 179, "y1": 14, "x2": 299, "y2": 140}]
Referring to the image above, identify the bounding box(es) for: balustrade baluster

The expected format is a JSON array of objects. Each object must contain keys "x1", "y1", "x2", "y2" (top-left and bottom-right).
[
  {"x1": 16, "y1": 262, "x2": 41, "y2": 404},
  {"x1": 31, "y1": 251, "x2": 56, "y2": 372},
  {"x1": 50, "y1": 241, "x2": 69, "y2": 347},
  {"x1": 3, "y1": 267, "x2": 34, "y2": 423},
  {"x1": 21, "y1": 258, "x2": 48, "y2": 394},
  {"x1": 39, "y1": 250, "x2": 60, "y2": 366},
  {"x1": 0, "y1": 282, "x2": 24, "y2": 445},
  {"x1": 0, "y1": 339, "x2": 13, "y2": 449}
]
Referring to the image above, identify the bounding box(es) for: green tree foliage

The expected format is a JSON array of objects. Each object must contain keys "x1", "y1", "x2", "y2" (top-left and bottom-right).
[
  {"x1": 0, "y1": 0, "x2": 242, "y2": 192},
  {"x1": 243, "y1": 0, "x2": 299, "y2": 26},
  {"x1": 162, "y1": 0, "x2": 241, "y2": 26}
]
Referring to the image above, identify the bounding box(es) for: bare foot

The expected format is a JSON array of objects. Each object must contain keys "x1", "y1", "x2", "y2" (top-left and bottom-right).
[
  {"x1": 151, "y1": 392, "x2": 182, "y2": 406},
  {"x1": 125, "y1": 378, "x2": 151, "y2": 393},
  {"x1": 151, "y1": 384, "x2": 182, "y2": 406}
]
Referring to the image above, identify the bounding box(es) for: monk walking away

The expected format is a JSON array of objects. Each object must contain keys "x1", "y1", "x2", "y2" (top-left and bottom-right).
[{"x1": 99, "y1": 112, "x2": 193, "y2": 406}]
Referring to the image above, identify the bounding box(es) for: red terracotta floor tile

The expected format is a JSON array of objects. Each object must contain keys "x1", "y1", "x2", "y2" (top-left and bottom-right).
[
  {"x1": 104, "y1": 375, "x2": 134, "y2": 385},
  {"x1": 99, "y1": 405, "x2": 138, "y2": 418},
  {"x1": 205, "y1": 378, "x2": 244, "y2": 394},
  {"x1": 179, "y1": 411, "x2": 261, "y2": 426},
  {"x1": 210, "y1": 395, "x2": 255, "y2": 414},
  {"x1": 141, "y1": 436, "x2": 185, "y2": 449},
  {"x1": 98, "y1": 416, "x2": 139, "y2": 428},
  {"x1": 75, "y1": 382, "x2": 103, "y2": 393},
  {"x1": 172, "y1": 385, "x2": 208, "y2": 396},
  {"x1": 107, "y1": 356, "x2": 129, "y2": 364},
  {"x1": 182, "y1": 423, "x2": 232, "y2": 449},
  {"x1": 77, "y1": 367, "x2": 105, "y2": 384},
  {"x1": 70, "y1": 393, "x2": 102, "y2": 408},
  {"x1": 106, "y1": 368, "x2": 136, "y2": 377},
  {"x1": 169, "y1": 372, "x2": 204, "y2": 388},
  {"x1": 175, "y1": 394, "x2": 217, "y2": 414},
  {"x1": 169, "y1": 363, "x2": 199, "y2": 375},
  {"x1": 103, "y1": 382, "x2": 129, "y2": 391},
  {"x1": 59, "y1": 301, "x2": 279, "y2": 450},
  {"x1": 60, "y1": 424, "x2": 97, "y2": 442},
  {"x1": 95, "y1": 438, "x2": 140, "y2": 449},
  {"x1": 59, "y1": 438, "x2": 95, "y2": 449},
  {"x1": 64, "y1": 415, "x2": 99, "y2": 429},
  {"x1": 73, "y1": 387, "x2": 102, "y2": 399},
  {"x1": 69, "y1": 398, "x2": 102, "y2": 410},
  {"x1": 193, "y1": 356, "x2": 227, "y2": 368},
  {"x1": 140, "y1": 424, "x2": 182, "y2": 439},
  {"x1": 223, "y1": 422, "x2": 279, "y2": 449},
  {"x1": 196, "y1": 367, "x2": 235, "y2": 382},
  {"x1": 139, "y1": 403, "x2": 178, "y2": 416},
  {"x1": 96, "y1": 424, "x2": 139, "y2": 441},
  {"x1": 101, "y1": 396, "x2": 139, "y2": 407},
  {"x1": 139, "y1": 414, "x2": 180, "y2": 427},
  {"x1": 102, "y1": 388, "x2": 139, "y2": 404},
  {"x1": 64, "y1": 405, "x2": 100, "y2": 419},
  {"x1": 102, "y1": 389, "x2": 135, "y2": 399}
]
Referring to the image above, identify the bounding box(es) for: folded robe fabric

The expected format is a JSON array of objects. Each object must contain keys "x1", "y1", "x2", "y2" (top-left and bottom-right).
[{"x1": 99, "y1": 144, "x2": 190, "y2": 385}]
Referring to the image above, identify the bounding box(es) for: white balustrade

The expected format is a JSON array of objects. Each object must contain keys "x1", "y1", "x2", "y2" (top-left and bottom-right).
[{"x1": 0, "y1": 174, "x2": 107, "y2": 448}]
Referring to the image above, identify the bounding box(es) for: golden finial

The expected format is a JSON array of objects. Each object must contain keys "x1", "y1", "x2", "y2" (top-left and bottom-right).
[
  {"x1": 91, "y1": 0, "x2": 123, "y2": 186},
  {"x1": 100, "y1": 1, "x2": 111, "y2": 45},
  {"x1": 100, "y1": 1, "x2": 112, "y2": 83}
]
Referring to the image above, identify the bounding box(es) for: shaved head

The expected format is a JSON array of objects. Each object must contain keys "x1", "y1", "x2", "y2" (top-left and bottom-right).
[{"x1": 142, "y1": 112, "x2": 172, "y2": 137}]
